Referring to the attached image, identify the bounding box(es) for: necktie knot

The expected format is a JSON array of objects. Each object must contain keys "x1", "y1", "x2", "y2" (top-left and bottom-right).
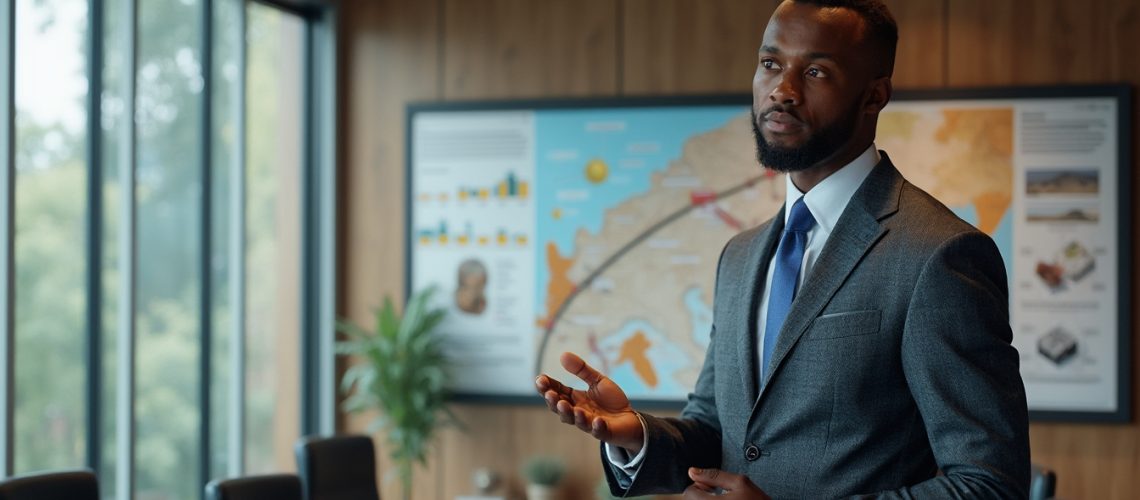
[{"x1": 786, "y1": 197, "x2": 816, "y2": 233}]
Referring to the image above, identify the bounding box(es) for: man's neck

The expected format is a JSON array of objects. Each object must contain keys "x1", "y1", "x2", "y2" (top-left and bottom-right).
[{"x1": 788, "y1": 138, "x2": 875, "y2": 193}]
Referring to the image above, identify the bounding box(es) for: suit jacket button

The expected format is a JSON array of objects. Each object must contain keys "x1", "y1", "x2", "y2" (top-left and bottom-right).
[{"x1": 745, "y1": 445, "x2": 760, "y2": 461}]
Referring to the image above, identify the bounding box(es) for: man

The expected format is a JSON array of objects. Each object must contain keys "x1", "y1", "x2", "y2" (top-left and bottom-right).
[{"x1": 534, "y1": 0, "x2": 1031, "y2": 498}]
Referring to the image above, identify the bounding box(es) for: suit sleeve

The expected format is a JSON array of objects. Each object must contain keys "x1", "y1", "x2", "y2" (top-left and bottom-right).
[
  {"x1": 600, "y1": 329, "x2": 724, "y2": 496},
  {"x1": 855, "y1": 231, "x2": 1030, "y2": 500},
  {"x1": 600, "y1": 245, "x2": 730, "y2": 497}
]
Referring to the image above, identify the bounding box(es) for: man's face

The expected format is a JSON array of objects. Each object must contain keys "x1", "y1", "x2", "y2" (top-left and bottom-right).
[{"x1": 751, "y1": 1, "x2": 877, "y2": 172}]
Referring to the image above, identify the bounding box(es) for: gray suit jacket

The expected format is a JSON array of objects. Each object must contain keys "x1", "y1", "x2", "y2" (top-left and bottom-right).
[{"x1": 603, "y1": 154, "x2": 1030, "y2": 499}]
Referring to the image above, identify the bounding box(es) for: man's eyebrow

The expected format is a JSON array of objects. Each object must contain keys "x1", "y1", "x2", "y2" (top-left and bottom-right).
[
  {"x1": 807, "y1": 51, "x2": 838, "y2": 62},
  {"x1": 760, "y1": 46, "x2": 838, "y2": 63}
]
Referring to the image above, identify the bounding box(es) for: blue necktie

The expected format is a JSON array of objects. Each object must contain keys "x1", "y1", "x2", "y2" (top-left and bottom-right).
[{"x1": 762, "y1": 197, "x2": 816, "y2": 379}]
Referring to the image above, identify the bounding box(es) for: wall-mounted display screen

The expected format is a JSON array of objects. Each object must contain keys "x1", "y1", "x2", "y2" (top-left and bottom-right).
[{"x1": 407, "y1": 86, "x2": 1130, "y2": 422}]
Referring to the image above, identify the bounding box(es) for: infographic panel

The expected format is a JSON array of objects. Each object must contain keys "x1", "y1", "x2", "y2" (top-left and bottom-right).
[{"x1": 409, "y1": 89, "x2": 1128, "y2": 418}]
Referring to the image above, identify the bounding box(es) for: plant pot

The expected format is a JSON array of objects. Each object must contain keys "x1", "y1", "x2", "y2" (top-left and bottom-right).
[{"x1": 526, "y1": 483, "x2": 558, "y2": 500}]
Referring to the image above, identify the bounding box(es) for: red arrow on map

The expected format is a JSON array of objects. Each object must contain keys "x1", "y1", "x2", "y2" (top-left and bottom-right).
[{"x1": 690, "y1": 190, "x2": 743, "y2": 230}]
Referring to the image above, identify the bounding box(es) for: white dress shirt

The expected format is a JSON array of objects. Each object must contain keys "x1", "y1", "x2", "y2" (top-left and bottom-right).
[
  {"x1": 755, "y1": 145, "x2": 880, "y2": 379},
  {"x1": 604, "y1": 145, "x2": 881, "y2": 482}
]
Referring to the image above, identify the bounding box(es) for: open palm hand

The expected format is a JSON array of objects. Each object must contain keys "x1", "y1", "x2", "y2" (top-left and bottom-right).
[{"x1": 535, "y1": 352, "x2": 645, "y2": 453}]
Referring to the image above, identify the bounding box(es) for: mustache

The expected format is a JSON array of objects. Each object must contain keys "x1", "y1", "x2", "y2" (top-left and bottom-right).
[{"x1": 755, "y1": 105, "x2": 805, "y2": 124}]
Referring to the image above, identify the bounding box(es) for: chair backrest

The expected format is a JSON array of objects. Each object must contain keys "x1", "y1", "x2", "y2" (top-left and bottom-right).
[
  {"x1": 0, "y1": 469, "x2": 99, "y2": 500},
  {"x1": 1030, "y1": 464, "x2": 1057, "y2": 500},
  {"x1": 205, "y1": 474, "x2": 303, "y2": 500},
  {"x1": 295, "y1": 434, "x2": 381, "y2": 500}
]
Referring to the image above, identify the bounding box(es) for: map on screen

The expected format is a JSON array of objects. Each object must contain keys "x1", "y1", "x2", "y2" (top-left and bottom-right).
[{"x1": 408, "y1": 89, "x2": 1125, "y2": 417}]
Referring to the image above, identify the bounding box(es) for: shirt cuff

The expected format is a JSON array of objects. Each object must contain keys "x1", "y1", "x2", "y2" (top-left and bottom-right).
[{"x1": 603, "y1": 412, "x2": 649, "y2": 475}]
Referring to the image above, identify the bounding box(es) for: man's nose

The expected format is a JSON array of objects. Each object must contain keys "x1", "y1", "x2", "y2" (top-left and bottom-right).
[{"x1": 769, "y1": 73, "x2": 802, "y2": 106}]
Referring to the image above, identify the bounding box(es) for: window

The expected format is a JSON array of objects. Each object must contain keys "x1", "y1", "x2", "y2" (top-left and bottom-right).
[
  {"x1": 133, "y1": 0, "x2": 205, "y2": 496},
  {"x1": 0, "y1": 0, "x2": 337, "y2": 497},
  {"x1": 244, "y1": 2, "x2": 304, "y2": 475},
  {"x1": 13, "y1": 0, "x2": 89, "y2": 474}
]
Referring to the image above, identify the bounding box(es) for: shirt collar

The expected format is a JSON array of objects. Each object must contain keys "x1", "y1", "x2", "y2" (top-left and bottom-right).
[{"x1": 783, "y1": 144, "x2": 880, "y2": 234}]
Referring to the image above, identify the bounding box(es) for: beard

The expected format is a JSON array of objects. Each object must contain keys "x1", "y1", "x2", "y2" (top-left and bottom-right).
[{"x1": 751, "y1": 104, "x2": 859, "y2": 173}]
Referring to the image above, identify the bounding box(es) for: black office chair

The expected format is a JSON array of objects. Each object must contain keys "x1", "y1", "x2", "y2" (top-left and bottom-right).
[
  {"x1": 1030, "y1": 464, "x2": 1057, "y2": 500},
  {"x1": 295, "y1": 434, "x2": 381, "y2": 500},
  {"x1": 0, "y1": 469, "x2": 99, "y2": 500},
  {"x1": 205, "y1": 474, "x2": 303, "y2": 500}
]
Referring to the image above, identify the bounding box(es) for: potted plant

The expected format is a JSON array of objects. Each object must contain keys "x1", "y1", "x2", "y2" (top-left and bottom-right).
[
  {"x1": 336, "y1": 286, "x2": 455, "y2": 500},
  {"x1": 521, "y1": 455, "x2": 566, "y2": 500}
]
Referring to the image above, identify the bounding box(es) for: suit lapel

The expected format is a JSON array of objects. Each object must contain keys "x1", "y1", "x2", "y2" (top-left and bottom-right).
[
  {"x1": 734, "y1": 209, "x2": 784, "y2": 403},
  {"x1": 753, "y1": 157, "x2": 904, "y2": 405}
]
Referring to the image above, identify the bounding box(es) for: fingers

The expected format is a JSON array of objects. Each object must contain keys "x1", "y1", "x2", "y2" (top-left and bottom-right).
[
  {"x1": 535, "y1": 375, "x2": 567, "y2": 398},
  {"x1": 537, "y1": 373, "x2": 588, "y2": 428},
  {"x1": 542, "y1": 389, "x2": 561, "y2": 413},
  {"x1": 688, "y1": 468, "x2": 743, "y2": 491},
  {"x1": 691, "y1": 481, "x2": 716, "y2": 493},
  {"x1": 537, "y1": 375, "x2": 574, "y2": 415},
  {"x1": 573, "y1": 407, "x2": 592, "y2": 433},
  {"x1": 536, "y1": 374, "x2": 571, "y2": 417},
  {"x1": 576, "y1": 414, "x2": 617, "y2": 443},
  {"x1": 555, "y1": 400, "x2": 575, "y2": 424},
  {"x1": 547, "y1": 392, "x2": 608, "y2": 440},
  {"x1": 539, "y1": 357, "x2": 617, "y2": 441},
  {"x1": 559, "y1": 352, "x2": 606, "y2": 387},
  {"x1": 682, "y1": 483, "x2": 718, "y2": 499},
  {"x1": 689, "y1": 467, "x2": 721, "y2": 486},
  {"x1": 589, "y1": 416, "x2": 611, "y2": 441},
  {"x1": 535, "y1": 374, "x2": 572, "y2": 398}
]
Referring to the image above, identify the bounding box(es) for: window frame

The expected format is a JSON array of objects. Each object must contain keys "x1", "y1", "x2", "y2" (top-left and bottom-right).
[
  {"x1": 0, "y1": 0, "x2": 16, "y2": 479},
  {"x1": 0, "y1": 1, "x2": 338, "y2": 498}
]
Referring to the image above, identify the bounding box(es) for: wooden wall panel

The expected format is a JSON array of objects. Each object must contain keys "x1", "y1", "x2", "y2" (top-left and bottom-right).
[
  {"x1": 622, "y1": 0, "x2": 780, "y2": 94},
  {"x1": 880, "y1": 0, "x2": 945, "y2": 88},
  {"x1": 949, "y1": 1, "x2": 1140, "y2": 499},
  {"x1": 338, "y1": 0, "x2": 443, "y2": 498},
  {"x1": 621, "y1": 0, "x2": 944, "y2": 93},
  {"x1": 947, "y1": 0, "x2": 1118, "y2": 86},
  {"x1": 437, "y1": 1, "x2": 623, "y2": 498},
  {"x1": 339, "y1": 0, "x2": 439, "y2": 329},
  {"x1": 437, "y1": 406, "x2": 523, "y2": 499},
  {"x1": 441, "y1": 0, "x2": 618, "y2": 99},
  {"x1": 340, "y1": 0, "x2": 1140, "y2": 498}
]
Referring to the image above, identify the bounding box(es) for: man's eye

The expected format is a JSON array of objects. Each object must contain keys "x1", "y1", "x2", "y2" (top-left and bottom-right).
[
  {"x1": 807, "y1": 67, "x2": 826, "y2": 78},
  {"x1": 761, "y1": 59, "x2": 780, "y2": 70}
]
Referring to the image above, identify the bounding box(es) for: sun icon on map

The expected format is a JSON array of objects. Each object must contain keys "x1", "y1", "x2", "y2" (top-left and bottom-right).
[{"x1": 585, "y1": 158, "x2": 609, "y2": 184}]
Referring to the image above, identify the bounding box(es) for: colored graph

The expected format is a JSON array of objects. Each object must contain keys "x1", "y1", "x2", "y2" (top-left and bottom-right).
[
  {"x1": 417, "y1": 220, "x2": 529, "y2": 247},
  {"x1": 457, "y1": 171, "x2": 529, "y2": 201}
]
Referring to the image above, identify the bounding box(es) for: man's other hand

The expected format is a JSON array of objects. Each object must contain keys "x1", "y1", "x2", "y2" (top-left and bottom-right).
[
  {"x1": 683, "y1": 468, "x2": 771, "y2": 499},
  {"x1": 535, "y1": 352, "x2": 644, "y2": 454}
]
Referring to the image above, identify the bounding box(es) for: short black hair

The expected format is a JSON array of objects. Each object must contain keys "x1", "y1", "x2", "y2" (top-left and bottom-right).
[{"x1": 792, "y1": 0, "x2": 898, "y2": 77}]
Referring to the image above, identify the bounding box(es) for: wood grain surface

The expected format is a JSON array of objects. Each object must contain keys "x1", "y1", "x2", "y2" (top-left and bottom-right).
[{"x1": 339, "y1": 0, "x2": 1140, "y2": 498}]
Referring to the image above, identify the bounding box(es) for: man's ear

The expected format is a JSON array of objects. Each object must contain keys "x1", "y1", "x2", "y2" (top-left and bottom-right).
[{"x1": 863, "y1": 77, "x2": 892, "y2": 115}]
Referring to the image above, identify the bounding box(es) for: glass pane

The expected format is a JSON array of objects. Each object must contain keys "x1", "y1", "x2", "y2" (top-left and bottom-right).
[
  {"x1": 134, "y1": 0, "x2": 203, "y2": 497},
  {"x1": 99, "y1": 0, "x2": 125, "y2": 495},
  {"x1": 209, "y1": 0, "x2": 242, "y2": 481},
  {"x1": 244, "y1": 2, "x2": 304, "y2": 475},
  {"x1": 13, "y1": 0, "x2": 89, "y2": 474}
]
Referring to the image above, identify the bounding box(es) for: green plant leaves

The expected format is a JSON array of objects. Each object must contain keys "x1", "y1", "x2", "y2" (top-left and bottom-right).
[
  {"x1": 521, "y1": 455, "x2": 566, "y2": 487},
  {"x1": 334, "y1": 319, "x2": 372, "y2": 341},
  {"x1": 334, "y1": 286, "x2": 454, "y2": 499}
]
